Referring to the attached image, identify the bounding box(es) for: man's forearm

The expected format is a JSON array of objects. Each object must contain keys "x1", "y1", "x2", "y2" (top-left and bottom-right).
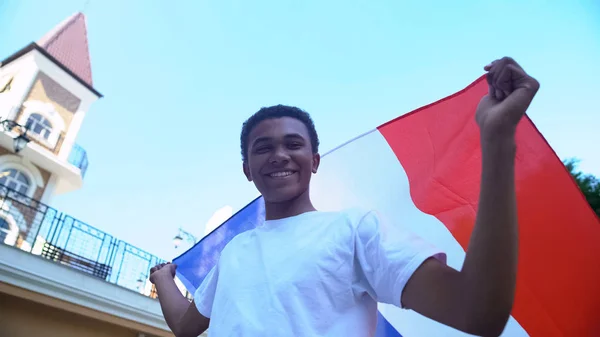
[
  {"x1": 461, "y1": 135, "x2": 519, "y2": 334},
  {"x1": 154, "y1": 275, "x2": 192, "y2": 335}
]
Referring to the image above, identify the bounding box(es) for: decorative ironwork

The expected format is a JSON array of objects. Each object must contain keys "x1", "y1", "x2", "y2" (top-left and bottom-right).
[
  {"x1": 173, "y1": 227, "x2": 198, "y2": 248},
  {"x1": 0, "y1": 119, "x2": 31, "y2": 153},
  {"x1": 0, "y1": 184, "x2": 166, "y2": 297},
  {"x1": 41, "y1": 242, "x2": 112, "y2": 279}
]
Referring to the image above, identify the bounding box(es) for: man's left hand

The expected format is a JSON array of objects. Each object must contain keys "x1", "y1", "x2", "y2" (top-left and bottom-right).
[{"x1": 476, "y1": 57, "x2": 540, "y2": 140}]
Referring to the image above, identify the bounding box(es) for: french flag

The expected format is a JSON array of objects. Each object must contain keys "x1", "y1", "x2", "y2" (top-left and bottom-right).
[{"x1": 174, "y1": 76, "x2": 600, "y2": 336}]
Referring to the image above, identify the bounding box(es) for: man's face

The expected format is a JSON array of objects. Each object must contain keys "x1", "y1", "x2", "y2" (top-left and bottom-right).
[{"x1": 243, "y1": 117, "x2": 320, "y2": 203}]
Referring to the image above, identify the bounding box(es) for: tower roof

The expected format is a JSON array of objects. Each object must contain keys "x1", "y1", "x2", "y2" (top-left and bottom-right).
[{"x1": 37, "y1": 12, "x2": 93, "y2": 86}]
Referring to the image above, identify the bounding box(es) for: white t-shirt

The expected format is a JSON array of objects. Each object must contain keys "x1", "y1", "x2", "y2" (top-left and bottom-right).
[{"x1": 194, "y1": 208, "x2": 445, "y2": 336}]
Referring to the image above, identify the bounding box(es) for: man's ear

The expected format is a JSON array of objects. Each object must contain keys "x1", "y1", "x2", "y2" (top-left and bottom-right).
[
  {"x1": 243, "y1": 161, "x2": 252, "y2": 181},
  {"x1": 312, "y1": 153, "x2": 320, "y2": 174}
]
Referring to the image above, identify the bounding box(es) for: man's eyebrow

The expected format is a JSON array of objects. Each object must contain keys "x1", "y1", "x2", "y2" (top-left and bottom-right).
[
  {"x1": 251, "y1": 134, "x2": 305, "y2": 147},
  {"x1": 251, "y1": 136, "x2": 272, "y2": 147},
  {"x1": 284, "y1": 133, "x2": 304, "y2": 140}
]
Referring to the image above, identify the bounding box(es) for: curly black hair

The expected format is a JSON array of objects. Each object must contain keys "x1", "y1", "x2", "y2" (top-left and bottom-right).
[{"x1": 240, "y1": 105, "x2": 319, "y2": 162}]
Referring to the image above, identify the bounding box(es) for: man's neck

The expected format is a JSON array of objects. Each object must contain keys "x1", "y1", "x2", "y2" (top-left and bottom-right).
[{"x1": 264, "y1": 189, "x2": 316, "y2": 220}]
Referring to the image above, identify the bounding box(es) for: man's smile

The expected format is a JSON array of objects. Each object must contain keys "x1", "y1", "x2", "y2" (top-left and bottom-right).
[{"x1": 265, "y1": 170, "x2": 297, "y2": 179}]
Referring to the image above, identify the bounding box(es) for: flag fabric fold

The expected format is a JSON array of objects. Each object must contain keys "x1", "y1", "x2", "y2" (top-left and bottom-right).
[{"x1": 174, "y1": 76, "x2": 600, "y2": 336}]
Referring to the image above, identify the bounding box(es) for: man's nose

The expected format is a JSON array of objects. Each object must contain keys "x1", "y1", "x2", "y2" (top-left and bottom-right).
[{"x1": 269, "y1": 147, "x2": 290, "y2": 166}]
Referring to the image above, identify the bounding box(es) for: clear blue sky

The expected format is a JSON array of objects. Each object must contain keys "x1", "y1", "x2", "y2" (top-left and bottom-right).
[{"x1": 1, "y1": 0, "x2": 598, "y2": 260}]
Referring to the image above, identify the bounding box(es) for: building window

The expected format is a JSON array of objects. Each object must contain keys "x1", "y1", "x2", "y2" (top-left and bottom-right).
[
  {"x1": 0, "y1": 168, "x2": 31, "y2": 195},
  {"x1": 0, "y1": 217, "x2": 9, "y2": 243},
  {"x1": 25, "y1": 113, "x2": 53, "y2": 140}
]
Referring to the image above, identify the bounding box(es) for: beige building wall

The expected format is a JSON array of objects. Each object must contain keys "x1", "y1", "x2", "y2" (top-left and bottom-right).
[
  {"x1": 22, "y1": 71, "x2": 80, "y2": 128},
  {"x1": 0, "y1": 292, "x2": 141, "y2": 337},
  {"x1": 16, "y1": 71, "x2": 81, "y2": 154}
]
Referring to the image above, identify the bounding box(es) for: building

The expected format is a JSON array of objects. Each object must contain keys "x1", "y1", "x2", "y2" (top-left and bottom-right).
[{"x1": 0, "y1": 12, "x2": 196, "y2": 337}]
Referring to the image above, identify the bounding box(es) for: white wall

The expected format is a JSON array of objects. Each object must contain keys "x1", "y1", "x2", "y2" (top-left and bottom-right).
[{"x1": 0, "y1": 52, "x2": 39, "y2": 120}]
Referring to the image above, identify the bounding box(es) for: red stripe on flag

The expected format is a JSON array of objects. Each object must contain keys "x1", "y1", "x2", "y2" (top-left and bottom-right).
[{"x1": 378, "y1": 76, "x2": 600, "y2": 336}]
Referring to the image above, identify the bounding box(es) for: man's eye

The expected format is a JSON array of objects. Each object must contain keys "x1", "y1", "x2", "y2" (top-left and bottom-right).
[
  {"x1": 288, "y1": 142, "x2": 302, "y2": 149},
  {"x1": 255, "y1": 146, "x2": 271, "y2": 153}
]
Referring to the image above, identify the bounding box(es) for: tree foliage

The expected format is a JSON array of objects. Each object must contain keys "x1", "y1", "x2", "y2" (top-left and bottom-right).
[{"x1": 563, "y1": 159, "x2": 600, "y2": 217}]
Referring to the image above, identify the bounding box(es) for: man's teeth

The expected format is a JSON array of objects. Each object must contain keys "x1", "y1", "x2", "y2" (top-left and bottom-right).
[{"x1": 270, "y1": 171, "x2": 293, "y2": 177}]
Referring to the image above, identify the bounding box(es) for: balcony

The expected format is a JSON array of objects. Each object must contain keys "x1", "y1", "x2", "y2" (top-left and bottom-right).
[
  {"x1": 4, "y1": 109, "x2": 89, "y2": 177},
  {"x1": 0, "y1": 184, "x2": 166, "y2": 298},
  {"x1": 0, "y1": 117, "x2": 90, "y2": 194},
  {"x1": 19, "y1": 124, "x2": 90, "y2": 179}
]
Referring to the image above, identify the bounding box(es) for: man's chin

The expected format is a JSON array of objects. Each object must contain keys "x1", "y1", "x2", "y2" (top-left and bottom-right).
[
  {"x1": 264, "y1": 194, "x2": 298, "y2": 204},
  {"x1": 262, "y1": 188, "x2": 304, "y2": 204}
]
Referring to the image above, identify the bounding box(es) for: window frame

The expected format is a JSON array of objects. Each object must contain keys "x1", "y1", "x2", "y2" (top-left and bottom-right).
[
  {"x1": 0, "y1": 168, "x2": 32, "y2": 196},
  {"x1": 26, "y1": 113, "x2": 54, "y2": 141}
]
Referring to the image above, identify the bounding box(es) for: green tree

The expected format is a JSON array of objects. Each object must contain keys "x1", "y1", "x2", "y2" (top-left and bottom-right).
[{"x1": 564, "y1": 159, "x2": 600, "y2": 217}]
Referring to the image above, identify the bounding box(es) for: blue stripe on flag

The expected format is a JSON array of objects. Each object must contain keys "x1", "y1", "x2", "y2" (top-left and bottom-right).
[
  {"x1": 173, "y1": 197, "x2": 402, "y2": 336},
  {"x1": 173, "y1": 197, "x2": 265, "y2": 292},
  {"x1": 376, "y1": 311, "x2": 403, "y2": 337}
]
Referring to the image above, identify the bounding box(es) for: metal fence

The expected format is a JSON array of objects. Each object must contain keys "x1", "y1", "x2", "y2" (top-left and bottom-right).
[{"x1": 0, "y1": 185, "x2": 164, "y2": 297}]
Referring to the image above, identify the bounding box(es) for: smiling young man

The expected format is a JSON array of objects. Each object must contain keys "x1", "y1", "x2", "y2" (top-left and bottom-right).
[{"x1": 150, "y1": 57, "x2": 539, "y2": 337}]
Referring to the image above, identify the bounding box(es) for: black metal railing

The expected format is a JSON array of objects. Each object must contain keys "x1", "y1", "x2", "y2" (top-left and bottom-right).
[
  {"x1": 26, "y1": 129, "x2": 90, "y2": 178},
  {"x1": 68, "y1": 143, "x2": 89, "y2": 178},
  {"x1": 0, "y1": 185, "x2": 164, "y2": 297},
  {"x1": 26, "y1": 127, "x2": 67, "y2": 154}
]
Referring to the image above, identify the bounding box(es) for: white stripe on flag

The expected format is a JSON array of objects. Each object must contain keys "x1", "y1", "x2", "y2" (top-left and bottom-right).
[{"x1": 310, "y1": 130, "x2": 529, "y2": 337}]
